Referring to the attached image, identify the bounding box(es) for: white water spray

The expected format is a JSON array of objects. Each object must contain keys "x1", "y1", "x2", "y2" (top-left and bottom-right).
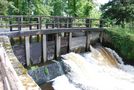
[{"x1": 52, "y1": 46, "x2": 134, "y2": 90}]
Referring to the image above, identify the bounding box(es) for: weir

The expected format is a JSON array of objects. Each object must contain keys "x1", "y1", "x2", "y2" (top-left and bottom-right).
[
  {"x1": 0, "y1": 15, "x2": 106, "y2": 90},
  {"x1": 53, "y1": 48, "x2": 134, "y2": 90},
  {"x1": 0, "y1": 15, "x2": 104, "y2": 66}
]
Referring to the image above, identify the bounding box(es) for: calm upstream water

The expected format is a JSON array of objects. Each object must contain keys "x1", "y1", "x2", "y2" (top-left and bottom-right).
[{"x1": 42, "y1": 46, "x2": 134, "y2": 90}]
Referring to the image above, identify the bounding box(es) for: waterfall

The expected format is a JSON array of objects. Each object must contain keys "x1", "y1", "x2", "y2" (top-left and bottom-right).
[{"x1": 52, "y1": 46, "x2": 134, "y2": 90}]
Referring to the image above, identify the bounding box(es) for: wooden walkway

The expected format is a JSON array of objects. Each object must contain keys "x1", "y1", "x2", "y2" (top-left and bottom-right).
[
  {"x1": 0, "y1": 15, "x2": 105, "y2": 89},
  {"x1": 0, "y1": 15, "x2": 104, "y2": 66}
]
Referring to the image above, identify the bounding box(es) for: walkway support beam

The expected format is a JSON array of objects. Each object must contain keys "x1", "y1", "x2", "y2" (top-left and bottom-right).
[{"x1": 25, "y1": 36, "x2": 31, "y2": 66}]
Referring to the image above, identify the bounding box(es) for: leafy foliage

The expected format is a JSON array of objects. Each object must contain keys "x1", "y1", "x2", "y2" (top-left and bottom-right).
[
  {"x1": 7, "y1": 0, "x2": 52, "y2": 15},
  {"x1": 66, "y1": 0, "x2": 94, "y2": 17},
  {"x1": 32, "y1": 0, "x2": 52, "y2": 15},
  {"x1": 0, "y1": 0, "x2": 15, "y2": 15},
  {"x1": 0, "y1": 0, "x2": 99, "y2": 17},
  {"x1": 105, "y1": 27, "x2": 134, "y2": 61},
  {"x1": 101, "y1": 0, "x2": 134, "y2": 27},
  {"x1": 50, "y1": 0, "x2": 64, "y2": 16}
]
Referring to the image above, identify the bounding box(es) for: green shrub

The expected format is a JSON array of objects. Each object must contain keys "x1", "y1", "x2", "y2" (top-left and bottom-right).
[{"x1": 105, "y1": 26, "x2": 134, "y2": 61}]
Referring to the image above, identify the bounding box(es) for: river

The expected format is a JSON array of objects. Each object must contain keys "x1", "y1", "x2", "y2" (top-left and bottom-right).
[{"x1": 41, "y1": 46, "x2": 134, "y2": 90}]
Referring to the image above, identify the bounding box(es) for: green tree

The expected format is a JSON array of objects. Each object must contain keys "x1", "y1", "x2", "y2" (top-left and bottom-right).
[
  {"x1": 0, "y1": 0, "x2": 16, "y2": 15},
  {"x1": 32, "y1": 0, "x2": 52, "y2": 15},
  {"x1": 66, "y1": 0, "x2": 94, "y2": 17},
  {"x1": 0, "y1": 0, "x2": 9, "y2": 15},
  {"x1": 83, "y1": 0, "x2": 94, "y2": 17},
  {"x1": 50, "y1": 0, "x2": 64, "y2": 16},
  {"x1": 7, "y1": 0, "x2": 29, "y2": 15},
  {"x1": 2, "y1": 0, "x2": 97, "y2": 17},
  {"x1": 7, "y1": 0, "x2": 52, "y2": 15},
  {"x1": 101, "y1": 0, "x2": 134, "y2": 27}
]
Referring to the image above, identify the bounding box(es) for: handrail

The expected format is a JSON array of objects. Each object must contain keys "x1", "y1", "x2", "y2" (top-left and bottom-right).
[
  {"x1": 0, "y1": 15, "x2": 103, "y2": 30},
  {"x1": 0, "y1": 15, "x2": 100, "y2": 20}
]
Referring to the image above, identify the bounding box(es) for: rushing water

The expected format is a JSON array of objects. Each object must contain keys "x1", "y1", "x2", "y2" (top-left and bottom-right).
[{"x1": 50, "y1": 46, "x2": 134, "y2": 90}]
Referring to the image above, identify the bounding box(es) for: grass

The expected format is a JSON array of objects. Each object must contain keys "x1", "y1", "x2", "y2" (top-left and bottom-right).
[{"x1": 105, "y1": 26, "x2": 134, "y2": 62}]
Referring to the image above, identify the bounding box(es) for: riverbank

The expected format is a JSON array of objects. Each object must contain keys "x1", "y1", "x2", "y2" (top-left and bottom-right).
[{"x1": 104, "y1": 27, "x2": 134, "y2": 65}]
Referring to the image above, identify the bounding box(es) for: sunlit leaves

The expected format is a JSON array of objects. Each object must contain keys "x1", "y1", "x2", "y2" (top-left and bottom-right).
[
  {"x1": 1, "y1": 0, "x2": 101, "y2": 18},
  {"x1": 0, "y1": 0, "x2": 13, "y2": 15},
  {"x1": 101, "y1": 0, "x2": 134, "y2": 27}
]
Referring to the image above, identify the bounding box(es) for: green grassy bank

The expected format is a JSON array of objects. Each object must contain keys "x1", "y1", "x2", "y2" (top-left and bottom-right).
[{"x1": 104, "y1": 27, "x2": 134, "y2": 64}]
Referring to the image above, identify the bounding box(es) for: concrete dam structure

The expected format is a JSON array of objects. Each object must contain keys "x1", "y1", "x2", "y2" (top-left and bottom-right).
[{"x1": 0, "y1": 15, "x2": 134, "y2": 90}]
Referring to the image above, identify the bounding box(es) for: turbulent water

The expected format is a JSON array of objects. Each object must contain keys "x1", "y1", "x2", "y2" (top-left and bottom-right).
[{"x1": 51, "y1": 46, "x2": 134, "y2": 90}]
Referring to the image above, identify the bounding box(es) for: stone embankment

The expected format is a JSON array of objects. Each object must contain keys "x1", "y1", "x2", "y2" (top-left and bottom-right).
[{"x1": 0, "y1": 36, "x2": 41, "y2": 90}]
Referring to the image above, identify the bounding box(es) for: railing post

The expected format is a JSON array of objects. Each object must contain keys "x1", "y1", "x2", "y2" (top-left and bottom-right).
[
  {"x1": 9, "y1": 17, "x2": 15, "y2": 45},
  {"x1": 42, "y1": 35, "x2": 47, "y2": 63},
  {"x1": 55, "y1": 33, "x2": 61, "y2": 59},
  {"x1": 18, "y1": 16, "x2": 23, "y2": 44},
  {"x1": 36, "y1": 17, "x2": 41, "y2": 42},
  {"x1": 85, "y1": 18, "x2": 90, "y2": 27},
  {"x1": 9, "y1": 21, "x2": 12, "y2": 31},
  {"x1": 51, "y1": 17, "x2": 55, "y2": 40},
  {"x1": 39, "y1": 16, "x2": 42, "y2": 29},
  {"x1": 57, "y1": 17, "x2": 60, "y2": 28},
  {"x1": 18, "y1": 16, "x2": 22, "y2": 31},
  {"x1": 45, "y1": 17, "x2": 48, "y2": 29},
  {"x1": 25, "y1": 36, "x2": 31, "y2": 66},
  {"x1": 37, "y1": 17, "x2": 39, "y2": 29},
  {"x1": 29, "y1": 17, "x2": 32, "y2": 30},
  {"x1": 65, "y1": 18, "x2": 68, "y2": 28},
  {"x1": 99, "y1": 19, "x2": 103, "y2": 28},
  {"x1": 52, "y1": 17, "x2": 55, "y2": 28},
  {"x1": 59, "y1": 18, "x2": 62, "y2": 28},
  {"x1": 29, "y1": 17, "x2": 32, "y2": 43},
  {"x1": 68, "y1": 17, "x2": 72, "y2": 28}
]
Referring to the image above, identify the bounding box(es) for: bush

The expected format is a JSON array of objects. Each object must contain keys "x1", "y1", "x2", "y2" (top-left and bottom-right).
[{"x1": 105, "y1": 26, "x2": 134, "y2": 62}]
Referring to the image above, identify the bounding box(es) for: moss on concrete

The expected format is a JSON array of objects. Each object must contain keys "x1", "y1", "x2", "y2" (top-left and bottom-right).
[{"x1": 0, "y1": 36, "x2": 40, "y2": 90}]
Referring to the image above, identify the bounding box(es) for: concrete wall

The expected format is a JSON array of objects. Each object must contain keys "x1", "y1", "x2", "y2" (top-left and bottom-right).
[
  {"x1": 27, "y1": 32, "x2": 102, "y2": 85},
  {"x1": 28, "y1": 60, "x2": 64, "y2": 85},
  {"x1": 0, "y1": 36, "x2": 41, "y2": 90},
  {"x1": 0, "y1": 31, "x2": 102, "y2": 89}
]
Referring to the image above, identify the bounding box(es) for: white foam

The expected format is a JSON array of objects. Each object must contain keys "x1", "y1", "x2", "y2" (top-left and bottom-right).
[
  {"x1": 52, "y1": 47, "x2": 134, "y2": 90},
  {"x1": 52, "y1": 75, "x2": 81, "y2": 90},
  {"x1": 105, "y1": 47, "x2": 124, "y2": 64}
]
